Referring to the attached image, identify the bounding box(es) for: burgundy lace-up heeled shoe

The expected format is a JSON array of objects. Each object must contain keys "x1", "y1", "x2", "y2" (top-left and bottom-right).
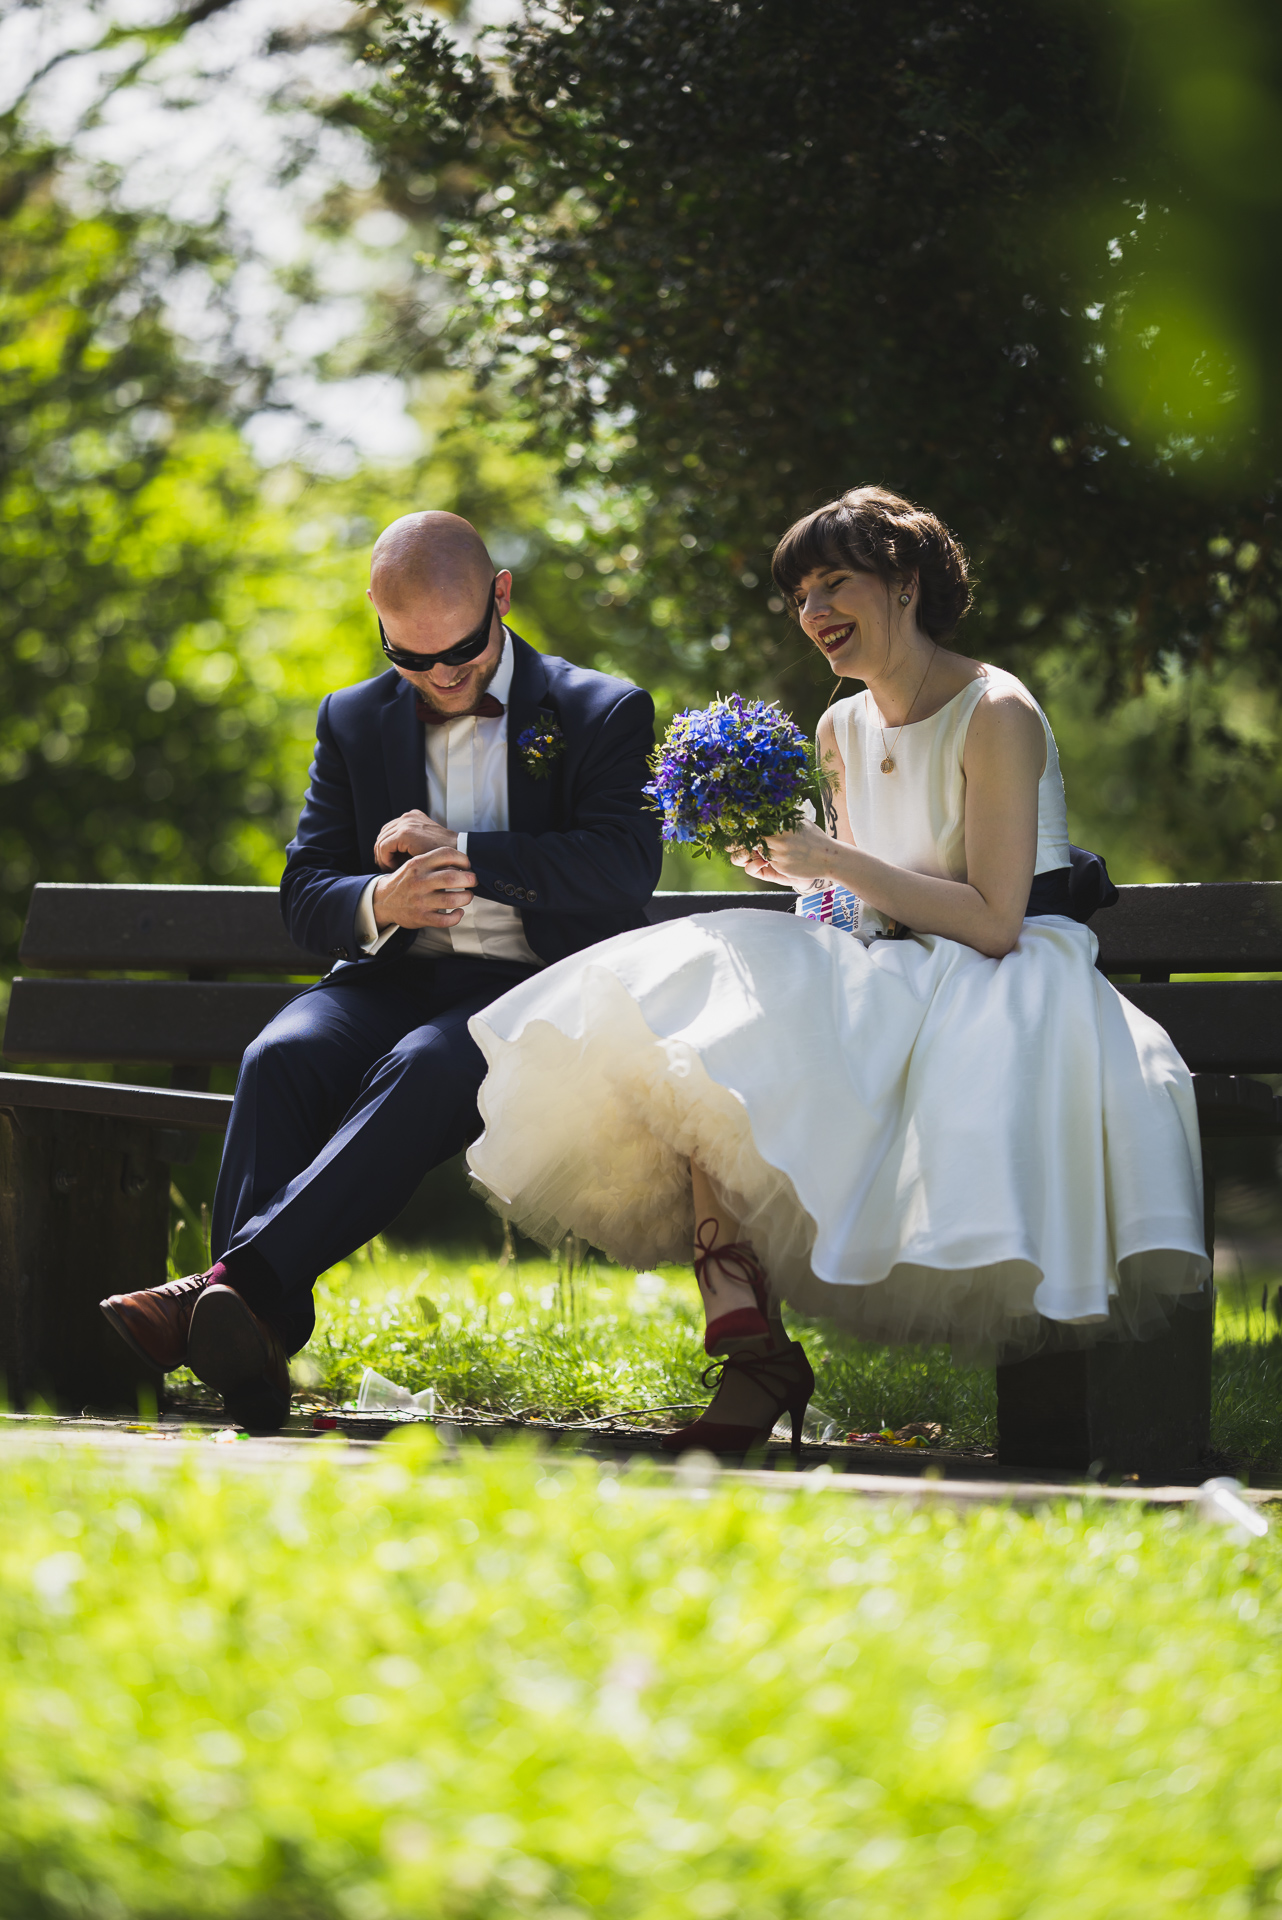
[
  {"x1": 660, "y1": 1339, "x2": 816, "y2": 1466},
  {"x1": 661, "y1": 1227, "x2": 815, "y2": 1464}
]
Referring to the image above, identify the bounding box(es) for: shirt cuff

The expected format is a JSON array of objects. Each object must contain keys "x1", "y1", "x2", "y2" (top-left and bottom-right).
[
  {"x1": 356, "y1": 875, "x2": 400, "y2": 955},
  {"x1": 456, "y1": 831, "x2": 468, "y2": 855}
]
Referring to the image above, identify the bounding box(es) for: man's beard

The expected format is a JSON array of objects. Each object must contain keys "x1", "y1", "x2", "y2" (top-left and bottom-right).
[{"x1": 415, "y1": 641, "x2": 504, "y2": 716}]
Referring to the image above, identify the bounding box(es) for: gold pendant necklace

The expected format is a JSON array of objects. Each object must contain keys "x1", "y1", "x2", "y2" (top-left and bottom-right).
[{"x1": 876, "y1": 643, "x2": 938, "y2": 773}]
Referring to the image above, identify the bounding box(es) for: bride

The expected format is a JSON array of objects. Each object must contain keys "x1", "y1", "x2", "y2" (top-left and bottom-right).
[{"x1": 466, "y1": 485, "x2": 1210, "y2": 1457}]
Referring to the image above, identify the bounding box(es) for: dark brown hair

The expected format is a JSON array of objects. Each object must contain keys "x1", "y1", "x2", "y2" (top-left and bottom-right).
[{"x1": 771, "y1": 485, "x2": 973, "y2": 641}]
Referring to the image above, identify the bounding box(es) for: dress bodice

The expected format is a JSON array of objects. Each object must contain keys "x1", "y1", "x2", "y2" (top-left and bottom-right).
[{"x1": 829, "y1": 664, "x2": 1071, "y2": 883}]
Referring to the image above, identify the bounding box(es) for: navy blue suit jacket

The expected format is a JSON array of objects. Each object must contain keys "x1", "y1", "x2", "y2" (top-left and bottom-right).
[{"x1": 280, "y1": 630, "x2": 663, "y2": 968}]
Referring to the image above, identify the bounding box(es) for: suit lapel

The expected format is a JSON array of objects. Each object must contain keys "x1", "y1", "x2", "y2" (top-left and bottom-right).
[
  {"x1": 379, "y1": 672, "x2": 427, "y2": 822},
  {"x1": 505, "y1": 631, "x2": 559, "y2": 832}
]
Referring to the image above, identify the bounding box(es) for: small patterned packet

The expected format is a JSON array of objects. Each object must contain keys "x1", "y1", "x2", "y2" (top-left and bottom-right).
[{"x1": 795, "y1": 883, "x2": 893, "y2": 945}]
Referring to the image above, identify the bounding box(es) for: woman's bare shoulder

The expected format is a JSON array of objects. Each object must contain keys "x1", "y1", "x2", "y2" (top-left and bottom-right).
[
  {"x1": 964, "y1": 671, "x2": 1046, "y2": 767},
  {"x1": 970, "y1": 665, "x2": 1044, "y2": 720}
]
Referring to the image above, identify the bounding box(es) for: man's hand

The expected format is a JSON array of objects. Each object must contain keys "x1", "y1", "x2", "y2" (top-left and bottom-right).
[
  {"x1": 374, "y1": 809, "x2": 458, "y2": 871},
  {"x1": 372, "y1": 846, "x2": 477, "y2": 931}
]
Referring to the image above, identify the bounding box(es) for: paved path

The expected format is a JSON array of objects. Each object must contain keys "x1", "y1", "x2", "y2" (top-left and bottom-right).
[{"x1": 2, "y1": 1414, "x2": 1277, "y2": 1511}]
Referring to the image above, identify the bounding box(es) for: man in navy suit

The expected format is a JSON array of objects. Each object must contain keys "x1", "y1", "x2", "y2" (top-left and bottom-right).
[{"x1": 99, "y1": 511, "x2": 661, "y2": 1427}]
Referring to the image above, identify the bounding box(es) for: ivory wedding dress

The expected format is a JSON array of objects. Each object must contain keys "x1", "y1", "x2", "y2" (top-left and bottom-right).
[{"x1": 467, "y1": 667, "x2": 1210, "y2": 1360}]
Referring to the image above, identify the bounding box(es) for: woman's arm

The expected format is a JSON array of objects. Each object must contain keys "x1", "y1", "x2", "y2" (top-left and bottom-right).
[{"x1": 741, "y1": 689, "x2": 1046, "y2": 960}]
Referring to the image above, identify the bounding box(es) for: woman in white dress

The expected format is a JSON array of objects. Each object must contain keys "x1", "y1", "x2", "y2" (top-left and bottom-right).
[{"x1": 467, "y1": 486, "x2": 1210, "y2": 1457}]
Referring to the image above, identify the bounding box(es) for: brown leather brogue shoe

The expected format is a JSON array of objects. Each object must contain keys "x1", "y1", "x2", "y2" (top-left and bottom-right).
[
  {"x1": 186, "y1": 1282, "x2": 292, "y2": 1433},
  {"x1": 99, "y1": 1270, "x2": 215, "y2": 1373}
]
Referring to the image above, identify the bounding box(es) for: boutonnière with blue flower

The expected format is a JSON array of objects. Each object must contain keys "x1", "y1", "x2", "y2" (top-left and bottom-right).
[{"x1": 518, "y1": 713, "x2": 565, "y2": 780}]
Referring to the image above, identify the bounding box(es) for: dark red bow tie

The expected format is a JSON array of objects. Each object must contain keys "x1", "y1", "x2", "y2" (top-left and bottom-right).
[{"x1": 416, "y1": 693, "x2": 504, "y2": 726}]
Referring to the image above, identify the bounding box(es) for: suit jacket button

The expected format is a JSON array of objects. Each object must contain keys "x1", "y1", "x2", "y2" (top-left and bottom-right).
[{"x1": 526, "y1": 891, "x2": 537, "y2": 903}]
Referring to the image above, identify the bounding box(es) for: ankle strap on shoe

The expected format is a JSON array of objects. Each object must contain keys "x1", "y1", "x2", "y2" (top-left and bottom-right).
[{"x1": 693, "y1": 1220, "x2": 771, "y2": 1316}]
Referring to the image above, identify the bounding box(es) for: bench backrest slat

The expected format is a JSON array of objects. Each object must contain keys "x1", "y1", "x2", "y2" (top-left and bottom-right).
[
  {"x1": 1092, "y1": 882, "x2": 1282, "y2": 973},
  {"x1": 1119, "y1": 981, "x2": 1282, "y2": 1074},
  {"x1": 18, "y1": 883, "x2": 322, "y2": 972},
  {"x1": 8, "y1": 881, "x2": 1282, "y2": 1078},
  {"x1": 19, "y1": 879, "x2": 1282, "y2": 975},
  {"x1": 27, "y1": 879, "x2": 1282, "y2": 983},
  {"x1": 3, "y1": 980, "x2": 301, "y2": 1066}
]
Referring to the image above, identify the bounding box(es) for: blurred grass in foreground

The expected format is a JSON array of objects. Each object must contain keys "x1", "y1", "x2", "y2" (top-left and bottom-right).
[
  {"x1": 2, "y1": 1435, "x2": 1280, "y2": 1917},
  {"x1": 178, "y1": 1245, "x2": 1282, "y2": 1468}
]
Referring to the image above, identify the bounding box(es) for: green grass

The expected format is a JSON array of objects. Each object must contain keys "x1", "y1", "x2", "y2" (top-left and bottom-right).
[
  {"x1": 1210, "y1": 1284, "x2": 1282, "y2": 1472},
  {"x1": 2, "y1": 1435, "x2": 1281, "y2": 1917},
  {"x1": 254, "y1": 1241, "x2": 998, "y2": 1450},
  {"x1": 171, "y1": 1244, "x2": 1282, "y2": 1468}
]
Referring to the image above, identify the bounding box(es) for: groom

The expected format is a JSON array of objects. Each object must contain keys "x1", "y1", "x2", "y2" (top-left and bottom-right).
[{"x1": 99, "y1": 511, "x2": 662, "y2": 1427}]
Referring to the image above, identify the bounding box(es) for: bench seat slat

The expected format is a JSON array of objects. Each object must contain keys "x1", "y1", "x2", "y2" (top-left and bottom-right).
[
  {"x1": 18, "y1": 883, "x2": 323, "y2": 972},
  {"x1": 0, "y1": 1072, "x2": 232, "y2": 1131},
  {"x1": 3, "y1": 979, "x2": 302, "y2": 1065}
]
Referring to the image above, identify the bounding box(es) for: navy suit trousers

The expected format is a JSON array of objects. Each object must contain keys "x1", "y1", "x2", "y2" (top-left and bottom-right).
[{"x1": 210, "y1": 955, "x2": 537, "y2": 1354}]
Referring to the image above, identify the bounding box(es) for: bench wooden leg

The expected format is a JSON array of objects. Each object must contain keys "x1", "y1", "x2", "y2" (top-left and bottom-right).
[
  {"x1": 994, "y1": 1295, "x2": 1213, "y2": 1473},
  {"x1": 0, "y1": 1108, "x2": 167, "y2": 1412},
  {"x1": 995, "y1": 1175, "x2": 1216, "y2": 1475}
]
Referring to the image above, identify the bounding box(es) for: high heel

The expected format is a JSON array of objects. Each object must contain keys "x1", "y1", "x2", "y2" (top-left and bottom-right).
[{"x1": 660, "y1": 1339, "x2": 816, "y2": 1466}]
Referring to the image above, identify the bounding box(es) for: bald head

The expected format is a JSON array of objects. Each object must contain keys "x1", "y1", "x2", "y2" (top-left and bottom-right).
[
  {"x1": 370, "y1": 511, "x2": 494, "y2": 614},
  {"x1": 366, "y1": 510, "x2": 512, "y2": 715}
]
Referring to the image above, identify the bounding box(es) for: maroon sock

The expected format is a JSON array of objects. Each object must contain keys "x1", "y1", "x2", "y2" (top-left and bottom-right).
[{"x1": 704, "y1": 1306, "x2": 770, "y2": 1355}]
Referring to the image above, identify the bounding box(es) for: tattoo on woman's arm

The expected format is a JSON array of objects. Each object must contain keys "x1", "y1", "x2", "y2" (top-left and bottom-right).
[{"x1": 823, "y1": 791, "x2": 839, "y2": 837}]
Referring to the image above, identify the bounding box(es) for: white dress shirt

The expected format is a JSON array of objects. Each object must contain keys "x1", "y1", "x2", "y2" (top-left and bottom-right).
[{"x1": 355, "y1": 631, "x2": 543, "y2": 966}]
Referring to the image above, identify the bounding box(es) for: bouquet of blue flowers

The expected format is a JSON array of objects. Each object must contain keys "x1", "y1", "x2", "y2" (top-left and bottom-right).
[{"x1": 645, "y1": 693, "x2": 826, "y2": 859}]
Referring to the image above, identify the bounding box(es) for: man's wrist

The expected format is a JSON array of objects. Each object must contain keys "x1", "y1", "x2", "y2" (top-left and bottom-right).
[{"x1": 371, "y1": 874, "x2": 398, "y2": 932}]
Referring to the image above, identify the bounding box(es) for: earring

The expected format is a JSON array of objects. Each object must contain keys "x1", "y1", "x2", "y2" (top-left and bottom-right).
[{"x1": 898, "y1": 591, "x2": 912, "y2": 606}]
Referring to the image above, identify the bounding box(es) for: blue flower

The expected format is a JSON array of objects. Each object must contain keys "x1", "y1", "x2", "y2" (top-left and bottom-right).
[
  {"x1": 518, "y1": 715, "x2": 565, "y2": 781},
  {"x1": 645, "y1": 694, "x2": 823, "y2": 859}
]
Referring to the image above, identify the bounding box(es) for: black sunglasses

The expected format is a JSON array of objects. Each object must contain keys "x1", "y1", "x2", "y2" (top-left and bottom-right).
[{"x1": 379, "y1": 576, "x2": 498, "y2": 671}]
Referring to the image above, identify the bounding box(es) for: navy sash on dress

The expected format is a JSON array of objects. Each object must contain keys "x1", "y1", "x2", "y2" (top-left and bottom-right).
[
  {"x1": 1025, "y1": 846, "x2": 1119, "y2": 922},
  {"x1": 883, "y1": 845, "x2": 1118, "y2": 940}
]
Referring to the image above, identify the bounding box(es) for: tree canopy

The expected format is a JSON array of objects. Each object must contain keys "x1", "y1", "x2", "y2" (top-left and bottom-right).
[
  {"x1": 0, "y1": 109, "x2": 648, "y2": 966},
  {"x1": 351, "y1": 0, "x2": 1282, "y2": 729},
  {"x1": 0, "y1": 126, "x2": 298, "y2": 960}
]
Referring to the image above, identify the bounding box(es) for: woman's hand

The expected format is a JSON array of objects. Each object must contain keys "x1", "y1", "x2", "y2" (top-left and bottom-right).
[
  {"x1": 731, "y1": 848, "x2": 796, "y2": 886},
  {"x1": 731, "y1": 823, "x2": 836, "y2": 890}
]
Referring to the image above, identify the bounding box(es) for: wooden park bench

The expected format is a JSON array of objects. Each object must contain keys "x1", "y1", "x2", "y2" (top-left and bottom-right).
[{"x1": 2, "y1": 879, "x2": 1279, "y2": 1470}]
